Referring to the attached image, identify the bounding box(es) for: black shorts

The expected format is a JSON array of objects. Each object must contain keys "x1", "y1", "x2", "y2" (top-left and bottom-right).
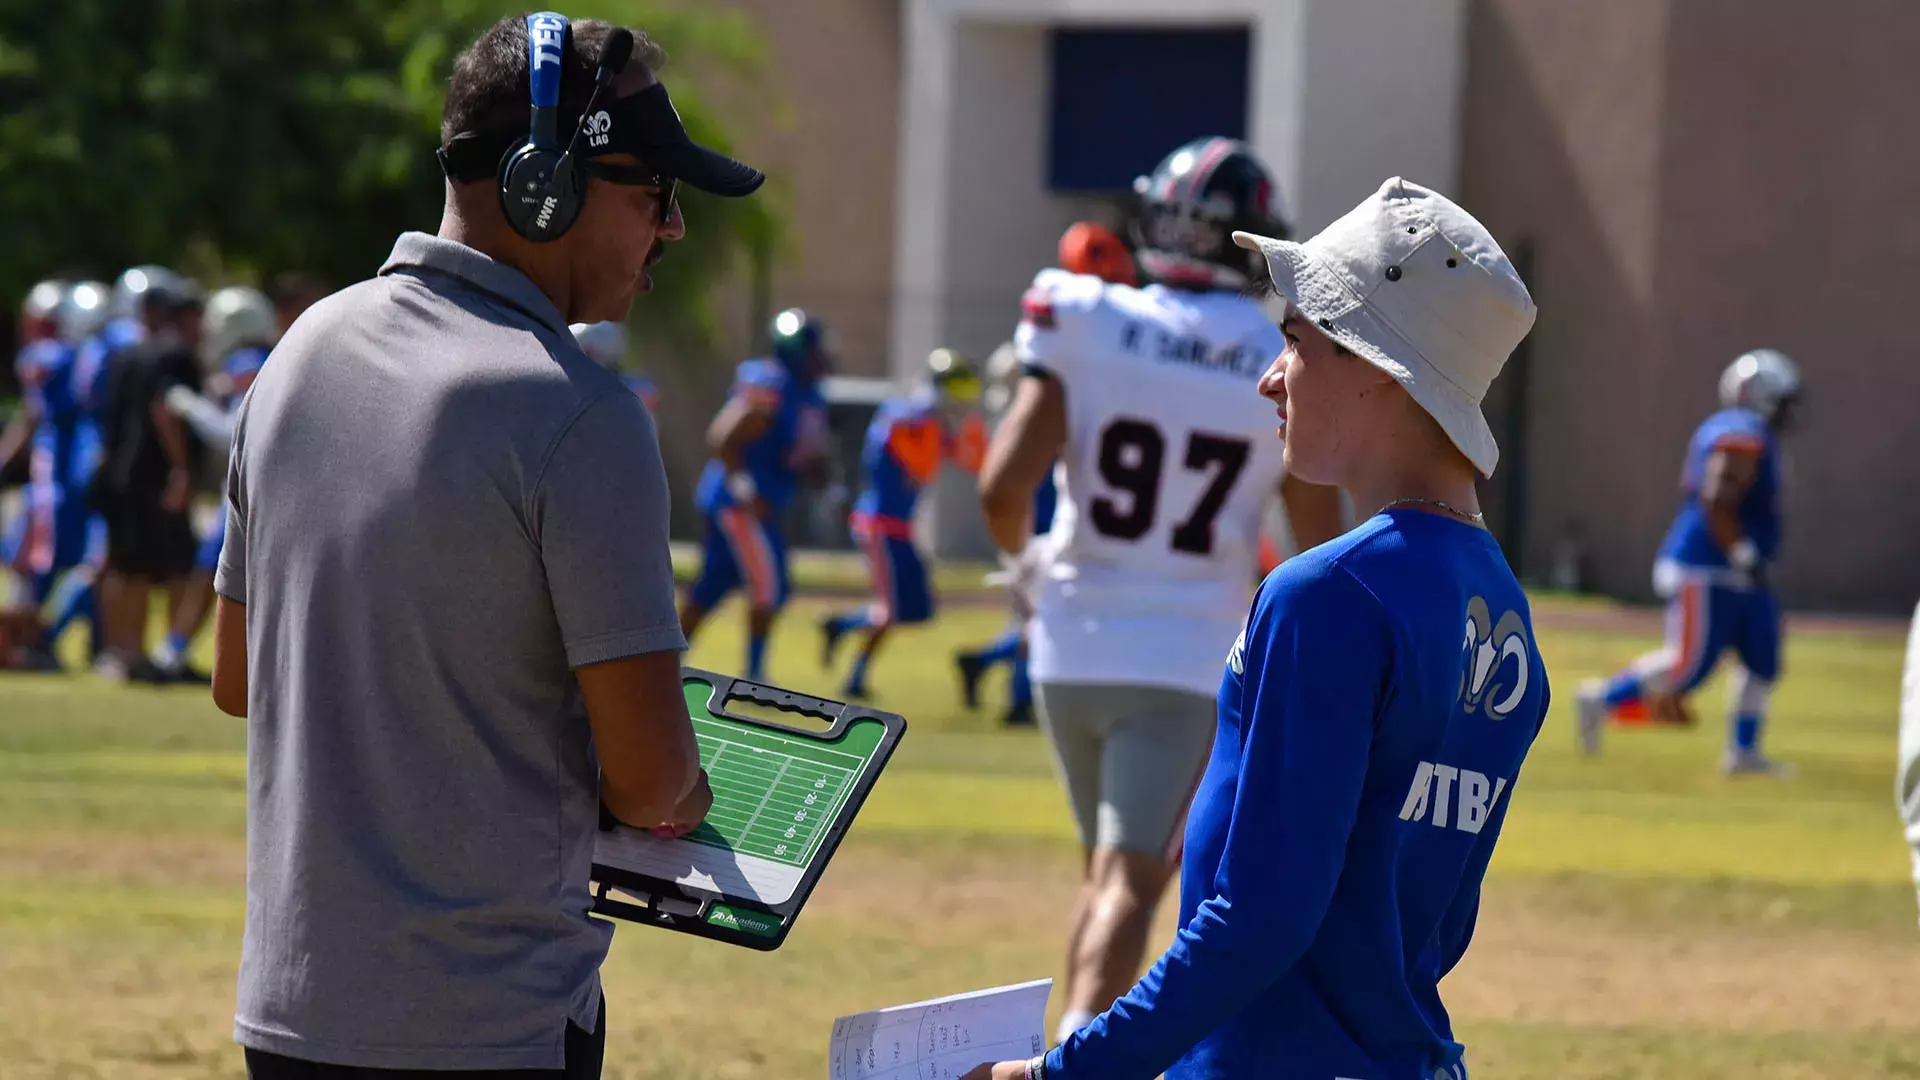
[
  {"x1": 98, "y1": 490, "x2": 199, "y2": 579},
  {"x1": 242, "y1": 998, "x2": 606, "y2": 1080}
]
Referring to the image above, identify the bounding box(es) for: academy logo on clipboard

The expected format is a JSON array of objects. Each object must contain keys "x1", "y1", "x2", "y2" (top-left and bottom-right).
[{"x1": 706, "y1": 904, "x2": 781, "y2": 938}]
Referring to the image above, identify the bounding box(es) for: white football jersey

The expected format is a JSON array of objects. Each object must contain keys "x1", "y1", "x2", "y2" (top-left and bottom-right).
[{"x1": 1014, "y1": 268, "x2": 1289, "y2": 696}]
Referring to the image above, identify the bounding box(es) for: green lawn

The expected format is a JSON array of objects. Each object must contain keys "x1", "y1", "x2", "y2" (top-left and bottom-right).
[{"x1": 1, "y1": 560, "x2": 1915, "y2": 1079}]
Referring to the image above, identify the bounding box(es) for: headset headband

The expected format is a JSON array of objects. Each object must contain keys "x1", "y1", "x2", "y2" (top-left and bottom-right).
[{"x1": 526, "y1": 12, "x2": 569, "y2": 152}]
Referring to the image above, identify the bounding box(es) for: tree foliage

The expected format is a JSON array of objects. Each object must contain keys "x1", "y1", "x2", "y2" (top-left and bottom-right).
[{"x1": 0, "y1": 0, "x2": 780, "y2": 346}]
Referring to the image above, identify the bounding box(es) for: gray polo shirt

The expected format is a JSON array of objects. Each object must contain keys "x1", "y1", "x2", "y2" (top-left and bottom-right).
[{"x1": 216, "y1": 232, "x2": 685, "y2": 1070}]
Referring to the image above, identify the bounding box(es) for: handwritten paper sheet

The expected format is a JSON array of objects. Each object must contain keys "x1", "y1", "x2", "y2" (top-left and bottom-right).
[{"x1": 828, "y1": 978, "x2": 1052, "y2": 1080}]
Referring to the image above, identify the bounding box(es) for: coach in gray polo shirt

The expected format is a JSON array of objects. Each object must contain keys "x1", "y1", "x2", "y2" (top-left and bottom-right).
[{"x1": 209, "y1": 14, "x2": 764, "y2": 1079}]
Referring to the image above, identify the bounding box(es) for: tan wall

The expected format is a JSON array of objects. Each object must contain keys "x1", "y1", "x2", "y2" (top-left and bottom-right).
[
  {"x1": 676, "y1": 0, "x2": 904, "y2": 380},
  {"x1": 643, "y1": 1, "x2": 905, "y2": 534},
  {"x1": 1464, "y1": 0, "x2": 1920, "y2": 612},
  {"x1": 1461, "y1": 0, "x2": 1673, "y2": 595},
  {"x1": 1651, "y1": 0, "x2": 1920, "y2": 612}
]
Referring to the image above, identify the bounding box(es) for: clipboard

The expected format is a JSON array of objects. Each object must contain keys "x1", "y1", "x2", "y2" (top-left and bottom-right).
[{"x1": 589, "y1": 668, "x2": 907, "y2": 951}]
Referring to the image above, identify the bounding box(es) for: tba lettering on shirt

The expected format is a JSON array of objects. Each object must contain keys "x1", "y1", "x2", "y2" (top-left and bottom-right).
[{"x1": 1397, "y1": 761, "x2": 1510, "y2": 835}]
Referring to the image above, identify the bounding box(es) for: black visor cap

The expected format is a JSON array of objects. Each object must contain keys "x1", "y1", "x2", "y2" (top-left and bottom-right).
[{"x1": 437, "y1": 81, "x2": 764, "y2": 198}]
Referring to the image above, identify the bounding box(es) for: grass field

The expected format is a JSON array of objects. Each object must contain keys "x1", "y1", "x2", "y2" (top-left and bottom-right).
[{"x1": 2, "y1": 557, "x2": 1917, "y2": 1079}]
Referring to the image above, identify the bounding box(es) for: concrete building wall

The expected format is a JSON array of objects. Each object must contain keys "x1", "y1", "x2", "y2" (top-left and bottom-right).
[
  {"x1": 896, "y1": 0, "x2": 1469, "y2": 382},
  {"x1": 938, "y1": 22, "x2": 1118, "y2": 366}
]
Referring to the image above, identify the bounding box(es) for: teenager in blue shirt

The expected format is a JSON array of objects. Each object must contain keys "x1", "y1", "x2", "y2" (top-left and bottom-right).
[{"x1": 967, "y1": 178, "x2": 1546, "y2": 1080}]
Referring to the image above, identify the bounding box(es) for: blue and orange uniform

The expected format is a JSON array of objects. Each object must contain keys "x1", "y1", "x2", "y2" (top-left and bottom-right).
[
  {"x1": 688, "y1": 358, "x2": 826, "y2": 676},
  {"x1": 3, "y1": 336, "x2": 108, "y2": 660},
  {"x1": 622, "y1": 373, "x2": 660, "y2": 413},
  {"x1": 848, "y1": 393, "x2": 985, "y2": 626},
  {"x1": 4, "y1": 338, "x2": 106, "y2": 602},
  {"x1": 820, "y1": 393, "x2": 984, "y2": 697},
  {"x1": 1591, "y1": 407, "x2": 1785, "y2": 752}
]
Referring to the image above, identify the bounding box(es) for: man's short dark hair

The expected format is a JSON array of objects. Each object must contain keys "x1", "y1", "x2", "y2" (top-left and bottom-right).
[{"x1": 441, "y1": 15, "x2": 667, "y2": 144}]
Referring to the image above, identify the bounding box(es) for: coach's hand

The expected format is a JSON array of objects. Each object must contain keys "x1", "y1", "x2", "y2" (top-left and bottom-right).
[
  {"x1": 959, "y1": 1062, "x2": 1029, "y2": 1080},
  {"x1": 649, "y1": 768, "x2": 714, "y2": 839}
]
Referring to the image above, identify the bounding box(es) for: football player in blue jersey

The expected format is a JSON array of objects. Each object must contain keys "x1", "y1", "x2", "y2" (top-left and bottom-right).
[
  {"x1": 1578, "y1": 350, "x2": 1802, "y2": 775},
  {"x1": 818, "y1": 348, "x2": 984, "y2": 699},
  {"x1": 2, "y1": 281, "x2": 71, "y2": 583},
  {"x1": 73, "y1": 267, "x2": 176, "y2": 427},
  {"x1": 1, "y1": 281, "x2": 73, "y2": 659},
  {"x1": 1, "y1": 281, "x2": 111, "y2": 669},
  {"x1": 680, "y1": 308, "x2": 832, "y2": 680}
]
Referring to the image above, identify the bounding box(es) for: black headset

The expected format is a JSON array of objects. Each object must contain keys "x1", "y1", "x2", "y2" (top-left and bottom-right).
[{"x1": 498, "y1": 12, "x2": 632, "y2": 242}]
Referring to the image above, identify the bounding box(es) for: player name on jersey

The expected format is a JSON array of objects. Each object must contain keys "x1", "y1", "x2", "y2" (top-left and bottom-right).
[{"x1": 1118, "y1": 320, "x2": 1268, "y2": 379}]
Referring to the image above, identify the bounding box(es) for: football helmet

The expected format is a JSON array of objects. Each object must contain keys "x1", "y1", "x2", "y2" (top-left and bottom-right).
[
  {"x1": 1719, "y1": 348, "x2": 1801, "y2": 427},
  {"x1": 1131, "y1": 137, "x2": 1288, "y2": 291}
]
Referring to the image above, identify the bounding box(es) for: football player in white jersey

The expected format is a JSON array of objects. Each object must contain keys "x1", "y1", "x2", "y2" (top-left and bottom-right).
[{"x1": 978, "y1": 137, "x2": 1346, "y2": 1042}]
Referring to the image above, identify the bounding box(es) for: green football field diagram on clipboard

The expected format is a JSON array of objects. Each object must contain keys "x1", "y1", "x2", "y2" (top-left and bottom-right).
[
  {"x1": 677, "y1": 680, "x2": 887, "y2": 870},
  {"x1": 590, "y1": 672, "x2": 903, "y2": 939}
]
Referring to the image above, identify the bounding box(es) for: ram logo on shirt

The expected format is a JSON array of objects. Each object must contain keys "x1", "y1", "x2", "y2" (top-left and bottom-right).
[
  {"x1": 1397, "y1": 761, "x2": 1511, "y2": 835},
  {"x1": 1458, "y1": 595, "x2": 1531, "y2": 720}
]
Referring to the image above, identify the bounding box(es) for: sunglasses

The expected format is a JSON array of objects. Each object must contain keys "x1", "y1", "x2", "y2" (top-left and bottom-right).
[{"x1": 581, "y1": 161, "x2": 679, "y2": 225}]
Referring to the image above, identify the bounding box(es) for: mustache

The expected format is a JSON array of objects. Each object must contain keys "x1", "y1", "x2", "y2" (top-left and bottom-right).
[{"x1": 644, "y1": 241, "x2": 666, "y2": 267}]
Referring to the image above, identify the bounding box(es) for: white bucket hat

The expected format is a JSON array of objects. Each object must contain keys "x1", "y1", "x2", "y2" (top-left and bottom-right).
[{"x1": 1232, "y1": 177, "x2": 1536, "y2": 477}]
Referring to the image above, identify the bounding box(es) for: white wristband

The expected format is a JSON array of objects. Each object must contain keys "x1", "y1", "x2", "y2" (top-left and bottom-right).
[
  {"x1": 726, "y1": 472, "x2": 758, "y2": 502},
  {"x1": 1729, "y1": 539, "x2": 1759, "y2": 572}
]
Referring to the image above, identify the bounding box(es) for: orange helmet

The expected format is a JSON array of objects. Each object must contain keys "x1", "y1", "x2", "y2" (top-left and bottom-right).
[{"x1": 1057, "y1": 222, "x2": 1137, "y2": 286}]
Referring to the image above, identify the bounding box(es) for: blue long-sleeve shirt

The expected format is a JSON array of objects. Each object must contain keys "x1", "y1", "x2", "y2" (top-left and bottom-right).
[{"x1": 1047, "y1": 510, "x2": 1549, "y2": 1080}]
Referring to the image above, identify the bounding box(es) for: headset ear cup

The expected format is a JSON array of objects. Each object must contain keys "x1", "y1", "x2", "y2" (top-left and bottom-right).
[
  {"x1": 549, "y1": 160, "x2": 587, "y2": 238},
  {"x1": 499, "y1": 146, "x2": 543, "y2": 239},
  {"x1": 498, "y1": 146, "x2": 583, "y2": 242}
]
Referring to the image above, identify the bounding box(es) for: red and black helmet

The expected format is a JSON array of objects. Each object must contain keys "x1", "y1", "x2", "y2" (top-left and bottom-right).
[{"x1": 1131, "y1": 137, "x2": 1288, "y2": 291}]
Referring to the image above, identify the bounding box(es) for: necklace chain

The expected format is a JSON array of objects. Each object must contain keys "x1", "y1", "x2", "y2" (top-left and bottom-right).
[{"x1": 1384, "y1": 496, "x2": 1486, "y2": 526}]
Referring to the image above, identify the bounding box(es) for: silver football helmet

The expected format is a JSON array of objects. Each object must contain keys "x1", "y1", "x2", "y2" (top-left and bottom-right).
[
  {"x1": 56, "y1": 281, "x2": 112, "y2": 343},
  {"x1": 111, "y1": 265, "x2": 190, "y2": 321},
  {"x1": 570, "y1": 320, "x2": 628, "y2": 369},
  {"x1": 1718, "y1": 348, "x2": 1801, "y2": 426},
  {"x1": 204, "y1": 286, "x2": 277, "y2": 362}
]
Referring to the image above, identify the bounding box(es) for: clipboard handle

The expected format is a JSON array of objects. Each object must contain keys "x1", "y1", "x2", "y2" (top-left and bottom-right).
[{"x1": 707, "y1": 674, "x2": 847, "y2": 730}]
